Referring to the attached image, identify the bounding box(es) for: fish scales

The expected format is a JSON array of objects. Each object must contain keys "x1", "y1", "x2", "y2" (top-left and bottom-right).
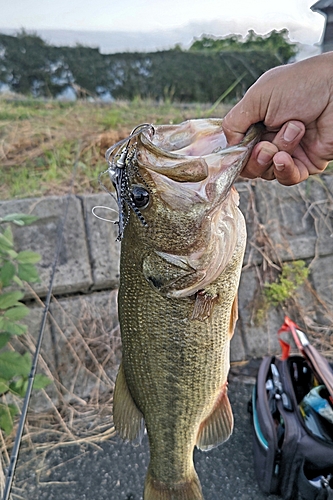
[{"x1": 111, "y1": 119, "x2": 262, "y2": 500}]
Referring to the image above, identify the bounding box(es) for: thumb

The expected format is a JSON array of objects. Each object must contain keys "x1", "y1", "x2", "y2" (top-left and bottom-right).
[
  {"x1": 222, "y1": 97, "x2": 262, "y2": 146},
  {"x1": 222, "y1": 71, "x2": 274, "y2": 145}
]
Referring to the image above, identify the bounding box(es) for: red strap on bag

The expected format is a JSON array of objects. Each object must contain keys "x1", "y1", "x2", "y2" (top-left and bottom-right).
[
  {"x1": 278, "y1": 316, "x2": 333, "y2": 404},
  {"x1": 278, "y1": 316, "x2": 304, "y2": 360}
]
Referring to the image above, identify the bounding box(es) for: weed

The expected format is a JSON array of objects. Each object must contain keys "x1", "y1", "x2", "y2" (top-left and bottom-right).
[
  {"x1": 0, "y1": 98, "x2": 232, "y2": 199},
  {"x1": 0, "y1": 112, "x2": 15, "y2": 121},
  {"x1": 0, "y1": 214, "x2": 50, "y2": 435},
  {"x1": 256, "y1": 260, "x2": 309, "y2": 324},
  {"x1": 99, "y1": 108, "x2": 123, "y2": 129},
  {"x1": 264, "y1": 260, "x2": 309, "y2": 305}
]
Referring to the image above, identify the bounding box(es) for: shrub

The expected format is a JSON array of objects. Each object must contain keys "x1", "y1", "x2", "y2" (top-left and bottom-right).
[{"x1": 0, "y1": 213, "x2": 50, "y2": 434}]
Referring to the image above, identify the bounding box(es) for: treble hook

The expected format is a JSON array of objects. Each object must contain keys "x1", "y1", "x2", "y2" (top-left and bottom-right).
[
  {"x1": 102, "y1": 123, "x2": 155, "y2": 240},
  {"x1": 105, "y1": 123, "x2": 154, "y2": 167}
]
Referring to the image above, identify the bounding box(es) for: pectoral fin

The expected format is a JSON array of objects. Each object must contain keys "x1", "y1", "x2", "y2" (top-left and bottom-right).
[
  {"x1": 196, "y1": 384, "x2": 233, "y2": 451},
  {"x1": 191, "y1": 291, "x2": 219, "y2": 321},
  {"x1": 113, "y1": 362, "x2": 145, "y2": 443}
]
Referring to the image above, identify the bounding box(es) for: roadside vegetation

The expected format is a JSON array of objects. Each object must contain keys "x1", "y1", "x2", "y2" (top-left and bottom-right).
[
  {"x1": 0, "y1": 214, "x2": 50, "y2": 435},
  {"x1": 0, "y1": 96, "x2": 232, "y2": 200}
]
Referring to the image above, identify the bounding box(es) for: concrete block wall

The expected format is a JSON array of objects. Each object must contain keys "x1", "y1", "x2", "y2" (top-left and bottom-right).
[
  {"x1": 235, "y1": 175, "x2": 333, "y2": 359},
  {"x1": 1, "y1": 175, "x2": 332, "y2": 396},
  {"x1": 0, "y1": 196, "x2": 93, "y2": 297}
]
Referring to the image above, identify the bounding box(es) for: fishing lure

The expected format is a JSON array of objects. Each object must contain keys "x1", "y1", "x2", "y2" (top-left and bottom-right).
[{"x1": 102, "y1": 123, "x2": 155, "y2": 240}]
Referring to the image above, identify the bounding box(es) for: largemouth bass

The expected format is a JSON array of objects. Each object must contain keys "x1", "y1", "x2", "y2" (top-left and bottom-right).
[{"x1": 107, "y1": 119, "x2": 261, "y2": 500}]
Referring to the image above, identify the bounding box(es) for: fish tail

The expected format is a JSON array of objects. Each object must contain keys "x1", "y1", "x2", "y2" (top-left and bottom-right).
[{"x1": 144, "y1": 470, "x2": 203, "y2": 500}]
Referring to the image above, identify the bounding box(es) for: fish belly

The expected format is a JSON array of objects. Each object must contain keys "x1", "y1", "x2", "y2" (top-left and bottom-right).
[{"x1": 114, "y1": 226, "x2": 245, "y2": 499}]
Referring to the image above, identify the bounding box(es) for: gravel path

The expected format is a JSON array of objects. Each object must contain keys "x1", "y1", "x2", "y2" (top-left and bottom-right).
[{"x1": 14, "y1": 376, "x2": 281, "y2": 500}]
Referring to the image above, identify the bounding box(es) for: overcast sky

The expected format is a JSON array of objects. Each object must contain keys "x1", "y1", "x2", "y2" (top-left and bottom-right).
[{"x1": 0, "y1": 0, "x2": 325, "y2": 53}]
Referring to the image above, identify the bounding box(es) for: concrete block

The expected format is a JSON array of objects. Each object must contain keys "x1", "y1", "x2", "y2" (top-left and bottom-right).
[
  {"x1": 47, "y1": 289, "x2": 121, "y2": 387},
  {"x1": 254, "y1": 175, "x2": 333, "y2": 262},
  {"x1": 237, "y1": 180, "x2": 262, "y2": 266},
  {"x1": 310, "y1": 254, "x2": 333, "y2": 305},
  {"x1": 242, "y1": 309, "x2": 284, "y2": 359},
  {"x1": 21, "y1": 290, "x2": 120, "y2": 412},
  {"x1": 230, "y1": 328, "x2": 246, "y2": 362},
  {"x1": 0, "y1": 196, "x2": 93, "y2": 297},
  {"x1": 307, "y1": 175, "x2": 333, "y2": 257},
  {"x1": 255, "y1": 179, "x2": 317, "y2": 261},
  {"x1": 81, "y1": 193, "x2": 120, "y2": 290},
  {"x1": 10, "y1": 303, "x2": 60, "y2": 411},
  {"x1": 236, "y1": 255, "x2": 333, "y2": 359},
  {"x1": 2, "y1": 173, "x2": 331, "y2": 383},
  {"x1": 237, "y1": 267, "x2": 284, "y2": 358}
]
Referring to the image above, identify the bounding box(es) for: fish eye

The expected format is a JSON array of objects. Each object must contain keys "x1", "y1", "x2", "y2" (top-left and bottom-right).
[{"x1": 131, "y1": 185, "x2": 150, "y2": 209}]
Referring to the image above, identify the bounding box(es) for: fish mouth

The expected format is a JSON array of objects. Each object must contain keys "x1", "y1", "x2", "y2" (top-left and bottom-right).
[
  {"x1": 137, "y1": 120, "x2": 262, "y2": 211},
  {"x1": 102, "y1": 118, "x2": 262, "y2": 240},
  {"x1": 137, "y1": 120, "x2": 262, "y2": 298},
  {"x1": 138, "y1": 119, "x2": 261, "y2": 184}
]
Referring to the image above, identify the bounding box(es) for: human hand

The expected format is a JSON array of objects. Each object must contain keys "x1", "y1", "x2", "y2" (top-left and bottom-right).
[{"x1": 222, "y1": 52, "x2": 333, "y2": 185}]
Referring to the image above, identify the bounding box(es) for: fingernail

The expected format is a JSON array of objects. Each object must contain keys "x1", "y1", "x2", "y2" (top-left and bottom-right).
[
  {"x1": 283, "y1": 123, "x2": 301, "y2": 142},
  {"x1": 257, "y1": 148, "x2": 274, "y2": 166},
  {"x1": 274, "y1": 162, "x2": 285, "y2": 172}
]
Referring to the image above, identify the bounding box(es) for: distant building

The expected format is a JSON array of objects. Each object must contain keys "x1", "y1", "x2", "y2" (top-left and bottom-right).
[{"x1": 311, "y1": 0, "x2": 333, "y2": 52}]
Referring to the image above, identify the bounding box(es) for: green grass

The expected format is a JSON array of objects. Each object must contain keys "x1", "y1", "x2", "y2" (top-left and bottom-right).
[
  {"x1": 0, "y1": 96, "x2": 230, "y2": 200},
  {"x1": 1, "y1": 95, "x2": 332, "y2": 201}
]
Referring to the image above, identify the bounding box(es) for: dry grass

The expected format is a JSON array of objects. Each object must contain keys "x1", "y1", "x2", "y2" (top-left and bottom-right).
[
  {"x1": 0, "y1": 286, "x2": 121, "y2": 495},
  {"x1": 0, "y1": 95, "x2": 231, "y2": 200}
]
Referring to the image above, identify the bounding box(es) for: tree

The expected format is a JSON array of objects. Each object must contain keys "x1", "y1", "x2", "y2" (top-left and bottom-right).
[
  {"x1": 242, "y1": 29, "x2": 298, "y2": 63},
  {"x1": 0, "y1": 29, "x2": 298, "y2": 100},
  {"x1": 190, "y1": 34, "x2": 243, "y2": 52},
  {"x1": 189, "y1": 29, "x2": 298, "y2": 64},
  {"x1": 0, "y1": 30, "x2": 64, "y2": 96},
  {"x1": 56, "y1": 45, "x2": 108, "y2": 97}
]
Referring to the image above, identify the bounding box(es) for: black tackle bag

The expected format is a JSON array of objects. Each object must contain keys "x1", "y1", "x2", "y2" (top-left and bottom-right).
[{"x1": 249, "y1": 316, "x2": 333, "y2": 500}]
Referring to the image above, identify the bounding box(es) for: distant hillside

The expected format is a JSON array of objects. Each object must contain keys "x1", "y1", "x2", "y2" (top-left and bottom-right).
[
  {"x1": 0, "y1": 24, "x2": 322, "y2": 58},
  {"x1": 0, "y1": 30, "x2": 299, "y2": 100}
]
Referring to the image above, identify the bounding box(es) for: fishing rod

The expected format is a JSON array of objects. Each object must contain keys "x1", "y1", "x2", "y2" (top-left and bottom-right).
[{"x1": 2, "y1": 146, "x2": 82, "y2": 500}]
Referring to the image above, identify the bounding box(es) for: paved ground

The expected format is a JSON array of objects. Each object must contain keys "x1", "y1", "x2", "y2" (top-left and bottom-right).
[{"x1": 13, "y1": 365, "x2": 281, "y2": 500}]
